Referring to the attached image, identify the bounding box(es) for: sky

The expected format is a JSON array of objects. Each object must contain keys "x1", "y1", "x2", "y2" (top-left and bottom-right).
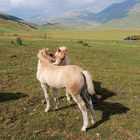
[{"x1": 0, "y1": 0, "x2": 125, "y2": 19}]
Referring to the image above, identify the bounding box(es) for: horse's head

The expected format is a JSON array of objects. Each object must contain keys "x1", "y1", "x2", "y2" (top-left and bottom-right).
[
  {"x1": 54, "y1": 46, "x2": 68, "y2": 65},
  {"x1": 38, "y1": 48, "x2": 55, "y2": 63}
]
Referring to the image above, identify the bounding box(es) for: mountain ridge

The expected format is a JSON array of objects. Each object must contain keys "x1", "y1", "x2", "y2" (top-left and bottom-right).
[
  {"x1": 0, "y1": 13, "x2": 37, "y2": 32},
  {"x1": 1, "y1": 0, "x2": 140, "y2": 29},
  {"x1": 87, "y1": 0, "x2": 139, "y2": 22},
  {"x1": 28, "y1": 0, "x2": 140, "y2": 28}
]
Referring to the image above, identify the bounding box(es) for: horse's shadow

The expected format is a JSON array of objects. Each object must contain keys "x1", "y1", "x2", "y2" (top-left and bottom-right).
[
  {"x1": 51, "y1": 80, "x2": 129, "y2": 129},
  {"x1": 88, "y1": 81, "x2": 129, "y2": 130},
  {"x1": 0, "y1": 92, "x2": 28, "y2": 102}
]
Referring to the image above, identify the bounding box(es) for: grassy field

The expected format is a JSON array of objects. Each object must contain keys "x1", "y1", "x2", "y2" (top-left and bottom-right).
[
  {"x1": 0, "y1": 19, "x2": 35, "y2": 33},
  {"x1": 1, "y1": 26, "x2": 140, "y2": 40},
  {"x1": 0, "y1": 29, "x2": 140, "y2": 140}
]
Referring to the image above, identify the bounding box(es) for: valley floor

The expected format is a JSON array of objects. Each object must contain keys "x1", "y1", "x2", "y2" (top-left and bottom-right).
[{"x1": 0, "y1": 29, "x2": 140, "y2": 140}]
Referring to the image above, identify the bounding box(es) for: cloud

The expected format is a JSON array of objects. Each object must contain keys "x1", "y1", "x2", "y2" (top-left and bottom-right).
[
  {"x1": 0, "y1": 0, "x2": 44, "y2": 8},
  {"x1": 0, "y1": 0, "x2": 125, "y2": 18},
  {"x1": 10, "y1": 0, "x2": 26, "y2": 7}
]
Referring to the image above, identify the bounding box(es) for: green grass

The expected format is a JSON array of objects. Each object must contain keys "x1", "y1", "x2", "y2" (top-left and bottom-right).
[
  {"x1": 0, "y1": 19, "x2": 35, "y2": 33},
  {"x1": 42, "y1": 28, "x2": 140, "y2": 40},
  {"x1": 0, "y1": 29, "x2": 140, "y2": 140}
]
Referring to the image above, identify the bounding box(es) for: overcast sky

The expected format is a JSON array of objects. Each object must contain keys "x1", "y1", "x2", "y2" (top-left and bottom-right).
[{"x1": 0, "y1": 0, "x2": 125, "y2": 19}]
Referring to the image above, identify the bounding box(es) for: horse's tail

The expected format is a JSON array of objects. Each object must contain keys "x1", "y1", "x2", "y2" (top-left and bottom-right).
[{"x1": 82, "y1": 70, "x2": 95, "y2": 95}]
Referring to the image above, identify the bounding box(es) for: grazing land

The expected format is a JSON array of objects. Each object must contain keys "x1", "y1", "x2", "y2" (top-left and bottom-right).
[{"x1": 0, "y1": 28, "x2": 140, "y2": 140}]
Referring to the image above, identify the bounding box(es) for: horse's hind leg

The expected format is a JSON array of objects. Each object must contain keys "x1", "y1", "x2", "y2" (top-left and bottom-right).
[
  {"x1": 81, "y1": 92, "x2": 96, "y2": 124},
  {"x1": 53, "y1": 88, "x2": 59, "y2": 109},
  {"x1": 80, "y1": 89, "x2": 96, "y2": 124},
  {"x1": 87, "y1": 97, "x2": 96, "y2": 124},
  {"x1": 72, "y1": 94, "x2": 88, "y2": 131},
  {"x1": 41, "y1": 83, "x2": 50, "y2": 112}
]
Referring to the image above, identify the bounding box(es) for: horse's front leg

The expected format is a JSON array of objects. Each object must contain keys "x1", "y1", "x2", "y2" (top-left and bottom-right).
[
  {"x1": 41, "y1": 83, "x2": 50, "y2": 112},
  {"x1": 66, "y1": 92, "x2": 71, "y2": 102},
  {"x1": 53, "y1": 88, "x2": 59, "y2": 109}
]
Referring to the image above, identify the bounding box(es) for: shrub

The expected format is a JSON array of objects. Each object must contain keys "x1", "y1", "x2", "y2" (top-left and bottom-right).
[
  {"x1": 16, "y1": 37, "x2": 22, "y2": 46},
  {"x1": 11, "y1": 40, "x2": 15, "y2": 44},
  {"x1": 83, "y1": 43, "x2": 88, "y2": 46},
  {"x1": 78, "y1": 40, "x2": 84, "y2": 44}
]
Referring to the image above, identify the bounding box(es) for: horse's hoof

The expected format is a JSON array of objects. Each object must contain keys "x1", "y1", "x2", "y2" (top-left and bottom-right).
[
  {"x1": 81, "y1": 127, "x2": 87, "y2": 132},
  {"x1": 67, "y1": 98, "x2": 72, "y2": 103},
  {"x1": 45, "y1": 108, "x2": 50, "y2": 112},
  {"x1": 91, "y1": 119, "x2": 95, "y2": 124},
  {"x1": 55, "y1": 106, "x2": 59, "y2": 110}
]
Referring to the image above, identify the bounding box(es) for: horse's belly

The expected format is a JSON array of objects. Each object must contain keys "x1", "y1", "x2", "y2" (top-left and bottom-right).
[{"x1": 47, "y1": 81, "x2": 64, "y2": 88}]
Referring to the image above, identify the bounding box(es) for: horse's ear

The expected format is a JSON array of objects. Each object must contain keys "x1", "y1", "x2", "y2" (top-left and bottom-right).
[
  {"x1": 44, "y1": 48, "x2": 49, "y2": 53},
  {"x1": 45, "y1": 48, "x2": 49, "y2": 51},
  {"x1": 62, "y1": 47, "x2": 67, "y2": 52}
]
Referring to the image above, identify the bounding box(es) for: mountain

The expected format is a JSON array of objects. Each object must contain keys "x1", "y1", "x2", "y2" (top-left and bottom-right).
[
  {"x1": 28, "y1": 14, "x2": 50, "y2": 24},
  {"x1": 28, "y1": 10, "x2": 99, "y2": 27},
  {"x1": 0, "y1": 13, "x2": 23, "y2": 21},
  {"x1": 28, "y1": 0, "x2": 140, "y2": 28},
  {"x1": 13, "y1": 0, "x2": 140, "y2": 28},
  {"x1": 101, "y1": 1, "x2": 140, "y2": 28},
  {"x1": 86, "y1": 0, "x2": 140, "y2": 28},
  {"x1": 0, "y1": 13, "x2": 37, "y2": 33},
  {"x1": 47, "y1": 10, "x2": 99, "y2": 27},
  {"x1": 87, "y1": 0, "x2": 139, "y2": 22}
]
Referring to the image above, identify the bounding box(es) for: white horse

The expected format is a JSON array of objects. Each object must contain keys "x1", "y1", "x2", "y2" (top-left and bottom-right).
[
  {"x1": 53, "y1": 46, "x2": 71, "y2": 103},
  {"x1": 36, "y1": 48, "x2": 96, "y2": 131},
  {"x1": 54, "y1": 46, "x2": 69, "y2": 66}
]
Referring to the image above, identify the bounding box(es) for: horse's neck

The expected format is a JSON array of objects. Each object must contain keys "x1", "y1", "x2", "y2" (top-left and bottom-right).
[
  {"x1": 37, "y1": 59, "x2": 52, "y2": 70},
  {"x1": 37, "y1": 60, "x2": 42, "y2": 70},
  {"x1": 65, "y1": 56, "x2": 69, "y2": 65},
  {"x1": 62, "y1": 56, "x2": 69, "y2": 65}
]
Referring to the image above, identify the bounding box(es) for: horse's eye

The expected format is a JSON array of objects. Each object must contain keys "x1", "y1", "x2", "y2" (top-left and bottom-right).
[{"x1": 49, "y1": 53, "x2": 53, "y2": 57}]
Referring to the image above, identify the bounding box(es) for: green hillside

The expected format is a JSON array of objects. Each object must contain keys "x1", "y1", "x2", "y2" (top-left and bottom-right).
[{"x1": 0, "y1": 13, "x2": 37, "y2": 33}]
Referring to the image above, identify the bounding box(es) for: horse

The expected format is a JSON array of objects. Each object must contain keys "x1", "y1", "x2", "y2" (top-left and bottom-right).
[
  {"x1": 53, "y1": 46, "x2": 71, "y2": 102},
  {"x1": 36, "y1": 48, "x2": 96, "y2": 131},
  {"x1": 54, "y1": 46, "x2": 69, "y2": 66}
]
